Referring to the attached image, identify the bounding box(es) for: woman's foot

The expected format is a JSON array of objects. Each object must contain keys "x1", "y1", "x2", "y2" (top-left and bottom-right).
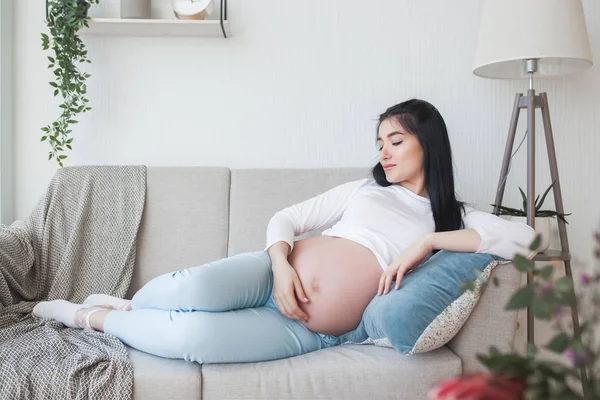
[
  {"x1": 33, "y1": 300, "x2": 114, "y2": 330},
  {"x1": 32, "y1": 300, "x2": 90, "y2": 328},
  {"x1": 83, "y1": 294, "x2": 132, "y2": 311}
]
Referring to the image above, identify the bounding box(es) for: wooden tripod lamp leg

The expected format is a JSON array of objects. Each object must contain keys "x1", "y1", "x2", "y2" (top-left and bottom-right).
[{"x1": 539, "y1": 93, "x2": 588, "y2": 389}]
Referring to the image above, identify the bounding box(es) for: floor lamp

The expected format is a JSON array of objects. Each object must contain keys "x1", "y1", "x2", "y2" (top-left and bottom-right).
[{"x1": 472, "y1": 0, "x2": 593, "y2": 383}]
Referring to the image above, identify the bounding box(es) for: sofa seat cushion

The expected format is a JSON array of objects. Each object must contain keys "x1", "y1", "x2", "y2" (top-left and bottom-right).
[
  {"x1": 128, "y1": 347, "x2": 201, "y2": 400},
  {"x1": 201, "y1": 344, "x2": 461, "y2": 400}
]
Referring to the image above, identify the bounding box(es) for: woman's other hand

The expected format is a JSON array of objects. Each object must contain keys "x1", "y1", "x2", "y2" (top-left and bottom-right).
[
  {"x1": 272, "y1": 260, "x2": 310, "y2": 322},
  {"x1": 378, "y1": 236, "x2": 433, "y2": 295}
]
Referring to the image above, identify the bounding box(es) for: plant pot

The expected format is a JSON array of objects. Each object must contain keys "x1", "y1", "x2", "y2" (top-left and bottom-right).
[
  {"x1": 120, "y1": 0, "x2": 152, "y2": 19},
  {"x1": 507, "y1": 216, "x2": 551, "y2": 253}
]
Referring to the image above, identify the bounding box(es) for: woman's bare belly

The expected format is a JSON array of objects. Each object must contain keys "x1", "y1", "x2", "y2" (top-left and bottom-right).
[{"x1": 287, "y1": 235, "x2": 382, "y2": 337}]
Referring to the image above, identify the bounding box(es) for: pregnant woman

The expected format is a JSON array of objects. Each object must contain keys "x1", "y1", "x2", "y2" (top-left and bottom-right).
[{"x1": 33, "y1": 99, "x2": 536, "y2": 364}]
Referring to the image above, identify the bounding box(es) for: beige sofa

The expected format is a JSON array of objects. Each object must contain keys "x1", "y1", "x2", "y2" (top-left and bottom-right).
[{"x1": 123, "y1": 166, "x2": 522, "y2": 400}]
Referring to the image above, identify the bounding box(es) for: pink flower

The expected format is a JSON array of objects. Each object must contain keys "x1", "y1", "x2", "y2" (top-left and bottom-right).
[
  {"x1": 552, "y1": 307, "x2": 566, "y2": 319},
  {"x1": 541, "y1": 282, "x2": 554, "y2": 293},
  {"x1": 565, "y1": 347, "x2": 589, "y2": 367},
  {"x1": 580, "y1": 274, "x2": 591, "y2": 285},
  {"x1": 428, "y1": 373, "x2": 526, "y2": 400}
]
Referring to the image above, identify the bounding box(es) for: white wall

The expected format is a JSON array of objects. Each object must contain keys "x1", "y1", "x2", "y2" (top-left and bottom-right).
[
  {"x1": 12, "y1": 0, "x2": 600, "y2": 348},
  {"x1": 0, "y1": 0, "x2": 14, "y2": 225}
]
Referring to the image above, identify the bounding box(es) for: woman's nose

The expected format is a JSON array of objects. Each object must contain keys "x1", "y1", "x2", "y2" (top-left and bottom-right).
[{"x1": 380, "y1": 145, "x2": 390, "y2": 159}]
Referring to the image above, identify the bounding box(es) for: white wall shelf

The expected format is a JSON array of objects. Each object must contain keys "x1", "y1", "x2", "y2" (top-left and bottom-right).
[
  {"x1": 45, "y1": 0, "x2": 229, "y2": 38},
  {"x1": 78, "y1": 18, "x2": 229, "y2": 38}
]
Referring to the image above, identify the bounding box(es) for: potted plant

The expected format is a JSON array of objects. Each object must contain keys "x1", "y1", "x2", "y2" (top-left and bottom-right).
[
  {"x1": 490, "y1": 181, "x2": 571, "y2": 253},
  {"x1": 429, "y1": 231, "x2": 600, "y2": 400},
  {"x1": 41, "y1": 0, "x2": 99, "y2": 167}
]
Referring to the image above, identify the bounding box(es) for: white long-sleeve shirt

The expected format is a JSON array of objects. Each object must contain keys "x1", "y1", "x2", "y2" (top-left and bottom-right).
[{"x1": 264, "y1": 177, "x2": 537, "y2": 270}]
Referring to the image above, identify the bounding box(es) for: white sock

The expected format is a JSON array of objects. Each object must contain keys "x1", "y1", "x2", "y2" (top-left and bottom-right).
[
  {"x1": 32, "y1": 300, "x2": 92, "y2": 329},
  {"x1": 83, "y1": 294, "x2": 131, "y2": 311}
]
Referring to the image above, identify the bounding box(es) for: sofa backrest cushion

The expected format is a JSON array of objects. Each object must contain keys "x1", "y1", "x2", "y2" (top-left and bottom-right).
[
  {"x1": 128, "y1": 167, "x2": 231, "y2": 298},
  {"x1": 227, "y1": 168, "x2": 372, "y2": 256}
]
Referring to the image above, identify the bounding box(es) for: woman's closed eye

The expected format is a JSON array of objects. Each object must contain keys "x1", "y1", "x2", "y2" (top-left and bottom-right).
[{"x1": 377, "y1": 141, "x2": 403, "y2": 151}]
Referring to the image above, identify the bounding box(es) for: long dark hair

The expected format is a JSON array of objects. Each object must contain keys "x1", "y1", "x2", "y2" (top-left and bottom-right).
[{"x1": 371, "y1": 99, "x2": 466, "y2": 234}]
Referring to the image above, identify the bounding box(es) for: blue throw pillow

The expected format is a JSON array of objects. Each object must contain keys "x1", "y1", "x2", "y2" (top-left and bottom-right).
[{"x1": 339, "y1": 250, "x2": 510, "y2": 355}]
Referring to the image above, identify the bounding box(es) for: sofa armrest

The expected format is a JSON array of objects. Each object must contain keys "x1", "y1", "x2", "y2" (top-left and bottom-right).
[
  {"x1": 0, "y1": 220, "x2": 35, "y2": 306},
  {"x1": 446, "y1": 262, "x2": 522, "y2": 373}
]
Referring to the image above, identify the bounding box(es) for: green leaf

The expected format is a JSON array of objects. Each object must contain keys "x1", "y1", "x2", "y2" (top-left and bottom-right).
[
  {"x1": 54, "y1": 89, "x2": 59, "y2": 97},
  {"x1": 66, "y1": 120, "x2": 78, "y2": 124},
  {"x1": 529, "y1": 234, "x2": 541, "y2": 251},
  {"x1": 593, "y1": 379, "x2": 600, "y2": 397},
  {"x1": 460, "y1": 281, "x2": 473, "y2": 293},
  {"x1": 536, "y1": 181, "x2": 555, "y2": 211},
  {"x1": 49, "y1": 82, "x2": 58, "y2": 88},
  {"x1": 554, "y1": 277, "x2": 573, "y2": 293},
  {"x1": 490, "y1": 204, "x2": 525, "y2": 216},
  {"x1": 532, "y1": 297, "x2": 552, "y2": 320},
  {"x1": 534, "y1": 264, "x2": 554, "y2": 280},
  {"x1": 519, "y1": 186, "x2": 528, "y2": 212},
  {"x1": 58, "y1": 155, "x2": 67, "y2": 160},
  {"x1": 527, "y1": 343, "x2": 538, "y2": 358},
  {"x1": 492, "y1": 276, "x2": 500, "y2": 287},
  {"x1": 48, "y1": 153, "x2": 53, "y2": 160},
  {"x1": 513, "y1": 254, "x2": 534, "y2": 272},
  {"x1": 40, "y1": 136, "x2": 47, "y2": 142},
  {"x1": 546, "y1": 333, "x2": 570, "y2": 353},
  {"x1": 506, "y1": 284, "x2": 536, "y2": 310}
]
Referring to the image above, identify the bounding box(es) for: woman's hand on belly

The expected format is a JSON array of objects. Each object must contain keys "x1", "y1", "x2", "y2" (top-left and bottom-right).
[
  {"x1": 272, "y1": 260, "x2": 311, "y2": 323},
  {"x1": 289, "y1": 236, "x2": 383, "y2": 336}
]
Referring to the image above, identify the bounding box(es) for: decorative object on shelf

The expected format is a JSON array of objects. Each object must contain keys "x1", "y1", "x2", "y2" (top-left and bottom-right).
[
  {"x1": 172, "y1": 0, "x2": 215, "y2": 20},
  {"x1": 42, "y1": 0, "x2": 99, "y2": 167},
  {"x1": 472, "y1": 0, "x2": 593, "y2": 384},
  {"x1": 491, "y1": 181, "x2": 572, "y2": 253},
  {"x1": 120, "y1": 0, "x2": 151, "y2": 19},
  {"x1": 430, "y1": 231, "x2": 600, "y2": 399}
]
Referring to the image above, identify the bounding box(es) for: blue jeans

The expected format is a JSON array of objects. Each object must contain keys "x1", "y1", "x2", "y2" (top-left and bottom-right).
[{"x1": 104, "y1": 250, "x2": 351, "y2": 364}]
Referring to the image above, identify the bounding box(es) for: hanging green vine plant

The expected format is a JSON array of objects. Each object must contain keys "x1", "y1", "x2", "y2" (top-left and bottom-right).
[{"x1": 41, "y1": 0, "x2": 99, "y2": 167}]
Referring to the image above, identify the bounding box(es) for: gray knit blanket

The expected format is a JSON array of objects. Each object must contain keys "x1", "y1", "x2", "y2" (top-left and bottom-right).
[{"x1": 0, "y1": 165, "x2": 146, "y2": 400}]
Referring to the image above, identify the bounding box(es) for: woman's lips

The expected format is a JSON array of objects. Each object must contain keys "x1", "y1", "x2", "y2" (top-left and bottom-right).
[{"x1": 383, "y1": 164, "x2": 396, "y2": 170}]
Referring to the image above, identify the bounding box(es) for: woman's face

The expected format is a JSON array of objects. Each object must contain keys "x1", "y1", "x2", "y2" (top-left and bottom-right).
[{"x1": 377, "y1": 117, "x2": 424, "y2": 186}]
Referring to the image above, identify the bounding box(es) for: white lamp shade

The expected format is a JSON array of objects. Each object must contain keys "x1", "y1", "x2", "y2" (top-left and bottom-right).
[{"x1": 473, "y1": 0, "x2": 593, "y2": 79}]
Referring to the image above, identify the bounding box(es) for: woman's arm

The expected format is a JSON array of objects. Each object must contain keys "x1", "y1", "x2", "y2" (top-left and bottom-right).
[
  {"x1": 264, "y1": 178, "x2": 369, "y2": 255},
  {"x1": 379, "y1": 231, "x2": 481, "y2": 295},
  {"x1": 446, "y1": 206, "x2": 536, "y2": 260},
  {"x1": 425, "y1": 228, "x2": 482, "y2": 253},
  {"x1": 378, "y1": 211, "x2": 537, "y2": 295}
]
